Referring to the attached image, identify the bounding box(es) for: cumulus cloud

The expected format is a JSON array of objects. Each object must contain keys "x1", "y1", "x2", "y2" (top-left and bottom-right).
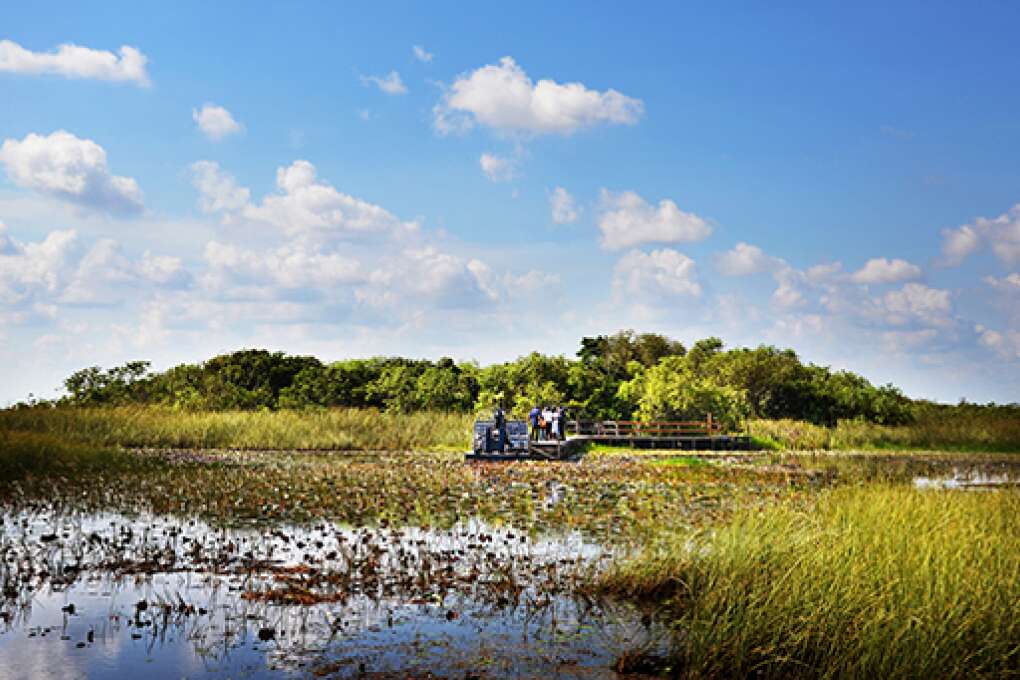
[
  {"x1": 0, "y1": 223, "x2": 186, "y2": 312},
  {"x1": 0, "y1": 226, "x2": 77, "y2": 305},
  {"x1": 0, "y1": 131, "x2": 143, "y2": 214},
  {"x1": 361, "y1": 71, "x2": 407, "y2": 95},
  {"x1": 190, "y1": 159, "x2": 418, "y2": 240},
  {"x1": 881, "y1": 282, "x2": 953, "y2": 327},
  {"x1": 353, "y1": 247, "x2": 499, "y2": 310},
  {"x1": 984, "y1": 272, "x2": 1020, "y2": 292},
  {"x1": 597, "y1": 189, "x2": 711, "y2": 251},
  {"x1": 549, "y1": 186, "x2": 578, "y2": 224},
  {"x1": 138, "y1": 251, "x2": 187, "y2": 285},
  {"x1": 190, "y1": 160, "x2": 251, "y2": 213},
  {"x1": 612, "y1": 249, "x2": 702, "y2": 300},
  {"x1": 715, "y1": 242, "x2": 781, "y2": 276},
  {"x1": 433, "y1": 56, "x2": 643, "y2": 137},
  {"x1": 975, "y1": 324, "x2": 1020, "y2": 360},
  {"x1": 203, "y1": 241, "x2": 363, "y2": 290},
  {"x1": 479, "y1": 153, "x2": 516, "y2": 182},
  {"x1": 941, "y1": 204, "x2": 1020, "y2": 266},
  {"x1": 850, "y1": 257, "x2": 922, "y2": 284},
  {"x1": 192, "y1": 104, "x2": 243, "y2": 141},
  {"x1": 412, "y1": 45, "x2": 433, "y2": 63},
  {"x1": 63, "y1": 239, "x2": 189, "y2": 303},
  {"x1": 771, "y1": 267, "x2": 806, "y2": 309},
  {"x1": 0, "y1": 39, "x2": 149, "y2": 86}
]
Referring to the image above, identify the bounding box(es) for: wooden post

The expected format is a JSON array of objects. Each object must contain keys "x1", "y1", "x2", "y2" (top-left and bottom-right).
[{"x1": 707, "y1": 412, "x2": 713, "y2": 435}]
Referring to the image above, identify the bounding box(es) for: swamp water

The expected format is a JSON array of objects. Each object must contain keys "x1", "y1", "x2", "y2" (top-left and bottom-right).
[{"x1": 0, "y1": 509, "x2": 667, "y2": 679}]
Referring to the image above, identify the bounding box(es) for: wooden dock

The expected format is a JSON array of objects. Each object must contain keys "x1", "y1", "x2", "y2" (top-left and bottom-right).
[{"x1": 466, "y1": 417, "x2": 755, "y2": 461}]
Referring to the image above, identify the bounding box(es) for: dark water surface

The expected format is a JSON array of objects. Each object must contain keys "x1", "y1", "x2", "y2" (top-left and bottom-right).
[{"x1": 0, "y1": 510, "x2": 665, "y2": 679}]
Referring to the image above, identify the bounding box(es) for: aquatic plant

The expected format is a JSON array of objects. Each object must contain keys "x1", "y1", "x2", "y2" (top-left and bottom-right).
[{"x1": 599, "y1": 485, "x2": 1020, "y2": 678}]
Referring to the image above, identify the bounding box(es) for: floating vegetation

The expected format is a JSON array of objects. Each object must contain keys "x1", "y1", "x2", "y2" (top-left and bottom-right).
[{"x1": 2, "y1": 436, "x2": 1019, "y2": 677}]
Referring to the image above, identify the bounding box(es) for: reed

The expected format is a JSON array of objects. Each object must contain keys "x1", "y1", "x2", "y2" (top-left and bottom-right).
[
  {"x1": 0, "y1": 429, "x2": 143, "y2": 481},
  {"x1": 0, "y1": 406, "x2": 474, "y2": 451},
  {"x1": 750, "y1": 414, "x2": 1020, "y2": 452},
  {"x1": 600, "y1": 485, "x2": 1020, "y2": 678}
]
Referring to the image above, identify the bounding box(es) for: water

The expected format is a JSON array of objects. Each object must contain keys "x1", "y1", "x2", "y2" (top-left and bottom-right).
[
  {"x1": 0, "y1": 510, "x2": 666, "y2": 679},
  {"x1": 913, "y1": 468, "x2": 1020, "y2": 490}
]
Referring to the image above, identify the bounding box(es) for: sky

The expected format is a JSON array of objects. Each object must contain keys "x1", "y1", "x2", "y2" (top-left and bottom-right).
[{"x1": 2, "y1": 1, "x2": 1020, "y2": 405}]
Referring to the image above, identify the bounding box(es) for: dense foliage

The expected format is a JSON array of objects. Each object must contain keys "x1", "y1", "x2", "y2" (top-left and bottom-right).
[{"x1": 46, "y1": 330, "x2": 998, "y2": 427}]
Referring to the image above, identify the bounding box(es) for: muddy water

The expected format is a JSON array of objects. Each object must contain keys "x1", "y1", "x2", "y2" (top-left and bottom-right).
[{"x1": 0, "y1": 510, "x2": 666, "y2": 679}]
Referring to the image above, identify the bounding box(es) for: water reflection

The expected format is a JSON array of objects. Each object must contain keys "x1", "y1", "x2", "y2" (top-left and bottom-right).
[
  {"x1": 913, "y1": 468, "x2": 1020, "y2": 490},
  {"x1": 0, "y1": 510, "x2": 666, "y2": 678}
]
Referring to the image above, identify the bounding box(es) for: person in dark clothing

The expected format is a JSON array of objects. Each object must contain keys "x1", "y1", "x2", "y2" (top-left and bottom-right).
[
  {"x1": 492, "y1": 405, "x2": 507, "y2": 452},
  {"x1": 555, "y1": 406, "x2": 566, "y2": 441},
  {"x1": 528, "y1": 405, "x2": 541, "y2": 441}
]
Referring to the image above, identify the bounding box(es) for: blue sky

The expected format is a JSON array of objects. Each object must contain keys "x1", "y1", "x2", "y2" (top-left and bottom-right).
[{"x1": 2, "y1": 1, "x2": 1020, "y2": 404}]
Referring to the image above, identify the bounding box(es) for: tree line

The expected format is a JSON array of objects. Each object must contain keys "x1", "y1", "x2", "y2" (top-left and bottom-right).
[{"x1": 42, "y1": 330, "x2": 964, "y2": 430}]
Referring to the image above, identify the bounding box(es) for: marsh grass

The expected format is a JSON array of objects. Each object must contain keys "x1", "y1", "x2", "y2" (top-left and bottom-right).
[
  {"x1": 0, "y1": 430, "x2": 145, "y2": 481},
  {"x1": 0, "y1": 406, "x2": 474, "y2": 451},
  {"x1": 600, "y1": 485, "x2": 1020, "y2": 678},
  {"x1": 751, "y1": 415, "x2": 1020, "y2": 452}
]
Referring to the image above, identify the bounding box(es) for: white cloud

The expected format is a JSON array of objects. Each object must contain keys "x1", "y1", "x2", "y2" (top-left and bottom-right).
[
  {"x1": 881, "y1": 283, "x2": 952, "y2": 327},
  {"x1": 940, "y1": 204, "x2": 1020, "y2": 266},
  {"x1": 940, "y1": 224, "x2": 980, "y2": 265},
  {"x1": 138, "y1": 251, "x2": 187, "y2": 286},
  {"x1": 715, "y1": 242, "x2": 780, "y2": 276},
  {"x1": 0, "y1": 39, "x2": 149, "y2": 86},
  {"x1": 203, "y1": 241, "x2": 363, "y2": 290},
  {"x1": 805, "y1": 261, "x2": 843, "y2": 283},
  {"x1": 0, "y1": 224, "x2": 185, "y2": 311},
  {"x1": 369, "y1": 247, "x2": 497, "y2": 308},
  {"x1": 549, "y1": 186, "x2": 578, "y2": 224},
  {"x1": 361, "y1": 71, "x2": 407, "y2": 95},
  {"x1": 612, "y1": 249, "x2": 702, "y2": 300},
  {"x1": 0, "y1": 227, "x2": 77, "y2": 305},
  {"x1": 850, "y1": 257, "x2": 922, "y2": 284},
  {"x1": 975, "y1": 324, "x2": 1020, "y2": 360},
  {"x1": 433, "y1": 56, "x2": 643, "y2": 137},
  {"x1": 0, "y1": 131, "x2": 143, "y2": 214},
  {"x1": 597, "y1": 189, "x2": 711, "y2": 251},
  {"x1": 984, "y1": 272, "x2": 1020, "y2": 292},
  {"x1": 412, "y1": 45, "x2": 433, "y2": 63},
  {"x1": 190, "y1": 160, "x2": 251, "y2": 213},
  {"x1": 771, "y1": 267, "x2": 806, "y2": 309},
  {"x1": 191, "y1": 159, "x2": 418, "y2": 240},
  {"x1": 192, "y1": 104, "x2": 243, "y2": 141},
  {"x1": 479, "y1": 153, "x2": 516, "y2": 182},
  {"x1": 63, "y1": 239, "x2": 189, "y2": 303}
]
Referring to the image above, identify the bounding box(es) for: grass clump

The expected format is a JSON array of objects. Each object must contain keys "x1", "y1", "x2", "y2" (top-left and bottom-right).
[
  {"x1": 0, "y1": 406, "x2": 474, "y2": 451},
  {"x1": 600, "y1": 485, "x2": 1020, "y2": 678},
  {"x1": 750, "y1": 414, "x2": 1020, "y2": 453},
  {"x1": 0, "y1": 430, "x2": 144, "y2": 481}
]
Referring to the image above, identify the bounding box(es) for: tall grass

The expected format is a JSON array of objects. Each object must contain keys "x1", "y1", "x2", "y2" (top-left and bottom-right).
[
  {"x1": 0, "y1": 430, "x2": 144, "y2": 481},
  {"x1": 600, "y1": 486, "x2": 1020, "y2": 678},
  {"x1": 750, "y1": 414, "x2": 1020, "y2": 452},
  {"x1": 0, "y1": 406, "x2": 474, "y2": 451}
]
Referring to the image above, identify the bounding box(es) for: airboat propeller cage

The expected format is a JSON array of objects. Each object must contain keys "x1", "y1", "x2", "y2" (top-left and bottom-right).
[{"x1": 472, "y1": 419, "x2": 529, "y2": 454}]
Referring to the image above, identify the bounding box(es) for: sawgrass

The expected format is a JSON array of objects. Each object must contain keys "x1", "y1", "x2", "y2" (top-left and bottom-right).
[
  {"x1": 600, "y1": 485, "x2": 1020, "y2": 678},
  {"x1": 750, "y1": 415, "x2": 1020, "y2": 453},
  {"x1": 0, "y1": 429, "x2": 144, "y2": 481},
  {"x1": 0, "y1": 406, "x2": 474, "y2": 451}
]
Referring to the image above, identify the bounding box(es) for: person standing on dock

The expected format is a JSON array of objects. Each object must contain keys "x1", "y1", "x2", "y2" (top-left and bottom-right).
[
  {"x1": 551, "y1": 406, "x2": 562, "y2": 441},
  {"x1": 528, "y1": 405, "x2": 541, "y2": 441},
  {"x1": 542, "y1": 406, "x2": 554, "y2": 441}
]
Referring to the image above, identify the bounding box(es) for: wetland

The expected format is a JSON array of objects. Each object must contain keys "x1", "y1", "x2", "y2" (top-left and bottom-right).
[{"x1": 1, "y1": 426, "x2": 1018, "y2": 678}]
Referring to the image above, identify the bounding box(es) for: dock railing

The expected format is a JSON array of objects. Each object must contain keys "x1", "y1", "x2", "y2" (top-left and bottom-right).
[{"x1": 566, "y1": 415, "x2": 722, "y2": 438}]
